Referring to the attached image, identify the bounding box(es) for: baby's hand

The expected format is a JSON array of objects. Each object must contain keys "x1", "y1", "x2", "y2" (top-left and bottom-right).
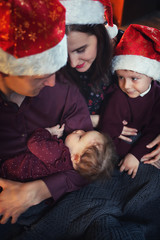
[
  {"x1": 46, "y1": 124, "x2": 65, "y2": 138},
  {"x1": 119, "y1": 153, "x2": 139, "y2": 178}
]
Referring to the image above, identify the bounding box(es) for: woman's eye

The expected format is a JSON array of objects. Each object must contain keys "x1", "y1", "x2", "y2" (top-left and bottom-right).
[
  {"x1": 132, "y1": 77, "x2": 138, "y2": 81},
  {"x1": 77, "y1": 47, "x2": 85, "y2": 53}
]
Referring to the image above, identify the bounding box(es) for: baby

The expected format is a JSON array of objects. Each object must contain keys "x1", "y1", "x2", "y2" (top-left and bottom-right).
[{"x1": 1, "y1": 124, "x2": 117, "y2": 182}]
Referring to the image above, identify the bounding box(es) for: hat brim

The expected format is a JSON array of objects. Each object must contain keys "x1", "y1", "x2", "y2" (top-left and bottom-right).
[
  {"x1": 0, "y1": 35, "x2": 67, "y2": 76},
  {"x1": 112, "y1": 55, "x2": 160, "y2": 81}
]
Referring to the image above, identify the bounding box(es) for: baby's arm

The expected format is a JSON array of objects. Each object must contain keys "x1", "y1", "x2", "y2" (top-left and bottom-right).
[
  {"x1": 119, "y1": 153, "x2": 139, "y2": 178},
  {"x1": 46, "y1": 124, "x2": 65, "y2": 138}
]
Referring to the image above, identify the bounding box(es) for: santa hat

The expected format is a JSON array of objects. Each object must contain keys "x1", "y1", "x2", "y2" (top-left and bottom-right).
[
  {"x1": 60, "y1": 0, "x2": 118, "y2": 39},
  {"x1": 0, "y1": 0, "x2": 67, "y2": 76},
  {"x1": 112, "y1": 24, "x2": 160, "y2": 81}
]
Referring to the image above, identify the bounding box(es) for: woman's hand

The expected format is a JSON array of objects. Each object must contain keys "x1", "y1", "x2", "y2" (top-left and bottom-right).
[
  {"x1": 0, "y1": 179, "x2": 51, "y2": 224},
  {"x1": 90, "y1": 115, "x2": 100, "y2": 128},
  {"x1": 119, "y1": 120, "x2": 137, "y2": 142},
  {"x1": 141, "y1": 134, "x2": 160, "y2": 164}
]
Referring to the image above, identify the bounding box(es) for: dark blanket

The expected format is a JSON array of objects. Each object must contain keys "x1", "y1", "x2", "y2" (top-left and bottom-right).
[{"x1": 15, "y1": 163, "x2": 160, "y2": 240}]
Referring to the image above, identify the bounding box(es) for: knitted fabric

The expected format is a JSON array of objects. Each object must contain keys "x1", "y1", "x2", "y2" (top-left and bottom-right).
[{"x1": 11, "y1": 163, "x2": 160, "y2": 240}]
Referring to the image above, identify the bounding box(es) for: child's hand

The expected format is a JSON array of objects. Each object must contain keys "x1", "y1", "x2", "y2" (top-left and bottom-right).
[
  {"x1": 46, "y1": 124, "x2": 65, "y2": 138},
  {"x1": 119, "y1": 120, "x2": 138, "y2": 142},
  {"x1": 119, "y1": 153, "x2": 139, "y2": 178}
]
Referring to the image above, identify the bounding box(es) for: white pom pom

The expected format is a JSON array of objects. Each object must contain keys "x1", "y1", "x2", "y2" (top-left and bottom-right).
[{"x1": 105, "y1": 24, "x2": 118, "y2": 39}]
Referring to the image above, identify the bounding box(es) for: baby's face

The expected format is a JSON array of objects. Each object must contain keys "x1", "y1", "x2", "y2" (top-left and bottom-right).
[
  {"x1": 65, "y1": 130, "x2": 103, "y2": 157},
  {"x1": 116, "y1": 70, "x2": 152, "y2": 98}
]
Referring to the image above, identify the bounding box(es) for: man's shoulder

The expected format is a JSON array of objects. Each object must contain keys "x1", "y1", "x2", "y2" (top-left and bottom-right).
[{"x1": 55, "y1": 71, "x2": 78, "y2": 89}]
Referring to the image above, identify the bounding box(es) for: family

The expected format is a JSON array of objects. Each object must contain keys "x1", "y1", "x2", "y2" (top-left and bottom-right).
[{"x1": 0, "y1": 0, "x2": 160, "y2": 239}]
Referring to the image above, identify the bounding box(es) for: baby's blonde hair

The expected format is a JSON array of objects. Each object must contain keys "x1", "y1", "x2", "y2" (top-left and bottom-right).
[{"x1": 75, "y1": 133, "x2": 117, "y2": 181}]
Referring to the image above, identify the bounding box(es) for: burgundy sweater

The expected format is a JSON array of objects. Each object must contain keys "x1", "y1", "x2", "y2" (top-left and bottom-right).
[
  {"x1": 0, "y1": 72, "x2": 93, "y2": 201},
  {"x1": 99, "y1": 81, "x2": 160, "y2": 161}
]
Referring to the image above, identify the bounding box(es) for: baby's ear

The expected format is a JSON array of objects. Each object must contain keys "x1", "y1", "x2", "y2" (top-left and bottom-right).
[{"x1": 71, "y1": 154, "x2": 80, "y2": 163}]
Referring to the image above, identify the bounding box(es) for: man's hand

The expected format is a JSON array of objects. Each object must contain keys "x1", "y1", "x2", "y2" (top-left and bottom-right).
[
  {"x1": 141, "y1": 135, "x2": 160, "y2": 164},
  {"x1": 119, "y1": 153, "x2": 139, "y2": 178},
  {"x1": 0, "y1": 178, "x2": 51, "y2": 224}
]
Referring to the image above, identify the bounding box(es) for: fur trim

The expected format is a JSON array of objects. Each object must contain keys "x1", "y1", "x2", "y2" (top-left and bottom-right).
[
  {"x1": 105, "y1": 24, "x2": 118, "y2": 39},
  {"x1": 112, "y1": 55, "x2": 160, "y2": 81},
  {"x1": 0, "y1": 36, "x2": 67, "y2": 76},
  {"x1": 60, "y1": 0, "x2": 104, "y2": 24}
]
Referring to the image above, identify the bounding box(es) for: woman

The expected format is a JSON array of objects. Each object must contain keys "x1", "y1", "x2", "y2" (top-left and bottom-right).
[{"x1": 62, "y1": 24, "x2": 113, "y2": 127}]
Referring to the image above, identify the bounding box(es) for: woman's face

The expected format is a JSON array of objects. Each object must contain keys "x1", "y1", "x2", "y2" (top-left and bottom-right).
[{"x1": 67, "y1": 31, "x2": 98, "y2": 72}]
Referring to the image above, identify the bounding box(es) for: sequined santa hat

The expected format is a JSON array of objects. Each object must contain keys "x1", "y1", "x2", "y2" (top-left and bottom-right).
[
  {"x1": 60, "y1": 0, "x2": 118, "y2": 39},
  {"x1": 112, "y1": 24, "x2": 160, "y2": 81},
  {"x1": 0, "y1": 0, "x2": 67, "y2": 76}
]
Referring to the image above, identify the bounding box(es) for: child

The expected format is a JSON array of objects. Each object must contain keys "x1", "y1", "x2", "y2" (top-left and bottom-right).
[
  {"x1": 98, "y1": 24, "x2": 160, "y2": 178},
  {"x1": 0, "y1": 125, "x2": 116, "y2": 182}
]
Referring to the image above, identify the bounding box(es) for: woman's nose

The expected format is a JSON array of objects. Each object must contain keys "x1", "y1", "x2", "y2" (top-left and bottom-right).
[{"x1": 69, "y1": 54, "x2": 79, "y2": 68}]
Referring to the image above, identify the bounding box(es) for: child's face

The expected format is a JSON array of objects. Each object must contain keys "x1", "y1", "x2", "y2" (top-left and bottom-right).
[
  {"x1": 116, "y1": 70, "x2": 152, "y2": 98},
  {"x1": 65, "y1": 130, "x2": 103, "y2": 158}
]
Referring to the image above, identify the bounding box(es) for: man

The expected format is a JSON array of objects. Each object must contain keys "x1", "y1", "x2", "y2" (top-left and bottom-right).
[{"x1": 0, "y1": 1, "x2": 92, "y2": 238}]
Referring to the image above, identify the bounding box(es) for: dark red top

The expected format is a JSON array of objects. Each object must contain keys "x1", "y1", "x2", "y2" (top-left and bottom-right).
[
  {"x1": 0, "y1": 128, "x2": 73, "y2": 181},
  {"x1": 99, "y1": 81, "x2": 160, "y2": 161}
]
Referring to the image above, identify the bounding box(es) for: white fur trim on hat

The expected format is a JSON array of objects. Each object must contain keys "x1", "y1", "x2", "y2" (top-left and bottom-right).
[
  {"x1": 105, "y1": 24, "x2": 118, "y2": 39},
  {"x1": 60, "y1": 0, "x2": 104, "y2": 24},
  {"x1": 0, "y1": 35, "x2": 67, "y2": 76},
  {"x1": 112, "y1": 55, "x2": 160, "y2": 81}
]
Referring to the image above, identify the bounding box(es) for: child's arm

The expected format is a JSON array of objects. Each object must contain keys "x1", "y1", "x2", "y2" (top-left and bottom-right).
[
  {"x1": 27, "y1": 127, "x2": 66, "y2": 161},
  {"x1": 119, "y1": 153, "x2": 139, "y2": 178},
  {"x1": 98, "y1": 87, "x2": 132, "y2": 145}
]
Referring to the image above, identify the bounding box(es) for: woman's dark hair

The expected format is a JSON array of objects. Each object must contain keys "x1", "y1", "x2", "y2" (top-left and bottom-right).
[{"x1": 61, "y1": 24, "x2": 113, "y2": 91}]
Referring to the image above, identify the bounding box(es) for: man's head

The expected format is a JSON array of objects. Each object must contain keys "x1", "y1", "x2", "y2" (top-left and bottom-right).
[
  {"x1": 0, "y1": 0, "x2": 67, "y2": 96},
  {"x1": 65, "y1": 130, "x2": 117, "y2": 181},
  {"x1": 0, "y1": 72, "x2": 56, "y2": 97}
]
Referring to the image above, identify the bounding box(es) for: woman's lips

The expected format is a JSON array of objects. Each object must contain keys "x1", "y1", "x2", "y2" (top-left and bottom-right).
[{"x1": 76, "y1": 62, "x2": 85, "y2": 69}]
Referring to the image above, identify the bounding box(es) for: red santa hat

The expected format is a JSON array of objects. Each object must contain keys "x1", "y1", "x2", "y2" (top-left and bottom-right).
[
  {"x1": 112, "y1": 24, "x2": 160, "y2": 81},
  {"x1": 60, "y1": 0, "x2": 118, "y2": 39},
  {"x1": 0, "y1": 0, "x2": 67, "y2": 76}
]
